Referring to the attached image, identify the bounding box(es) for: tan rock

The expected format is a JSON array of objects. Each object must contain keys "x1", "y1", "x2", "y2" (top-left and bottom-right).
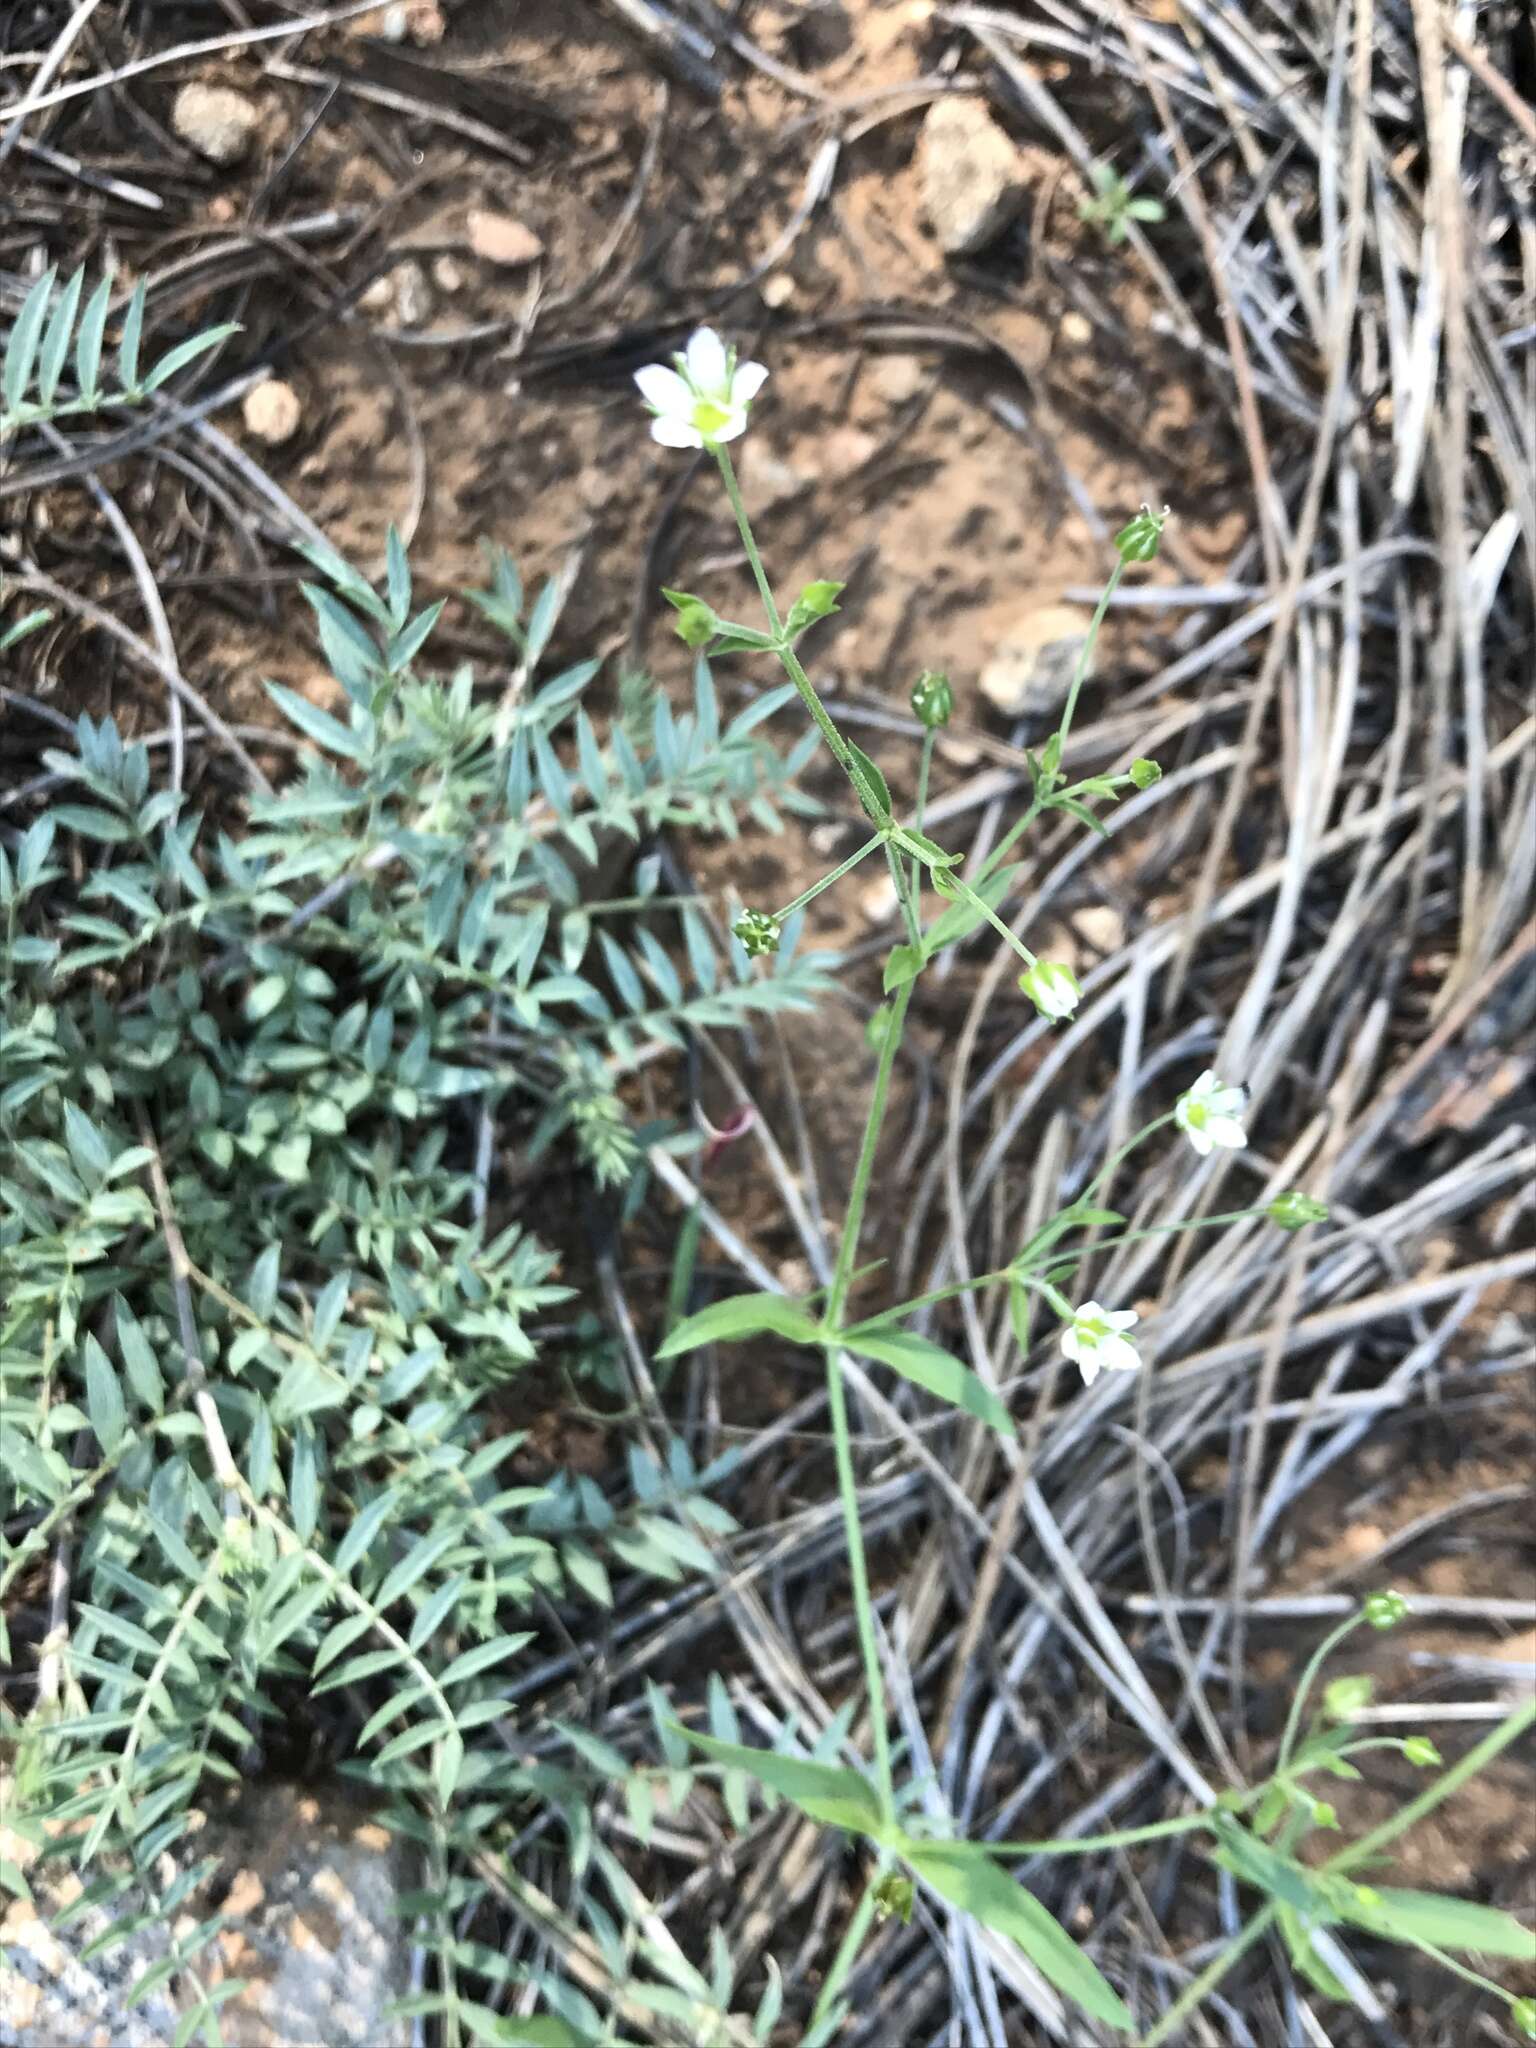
[
  {"x1": 979, "y1": 602, "x2": 1089, "y2": 719},
  {"x1": 172, "y1": 83, "x2": 260, "y2": 167},
  {"x1": 918, "y1": 98, "x2": 1028, "y2": 256},
  {"x1": 867, "y1": 355, "x2": 926, "y2": 406},
  {"x1": 859, "y1": 872, "x2": 900, "y2": 925},
  {"x1": 740, "y1": 442, "x2": 812, "y2": 509},
  {"x1": 760, "y1": 272, "x2": 796, "y2": 308},
  {"x1": 1071, "y1": 903, "x2": 1125, "y2": 957},
  {"x1": 467, "y1": 210, "x2": 544, "y2": 267},
  {"x1": 241, "y1": 378, "x2": 302, "y2": 446}
]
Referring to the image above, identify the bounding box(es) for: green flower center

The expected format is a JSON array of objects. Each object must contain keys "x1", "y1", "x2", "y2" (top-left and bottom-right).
[{"x1": 690, "y1": 396, "x2": 734, "y2": 438}]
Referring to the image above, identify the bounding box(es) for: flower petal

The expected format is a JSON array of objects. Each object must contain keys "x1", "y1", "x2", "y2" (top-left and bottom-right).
[
  {"x1": 1060, "y1": 1326, "x2": 1087, "y2": 1365},
  {"x1": 1077, "y1": 1354, "x2": 1101, "y2": 1387},
  {"x1": 1191, "y1": 1069, "x2": 1218, "y2": 1098},
  {"x1": 651, "y1": 414, "x2": 703, "y2": 448},
  {"x1": 634, "y1": 363, "x2": 692, "y2": 414},
  {"x1": 1207, "y1": 1115, "x2": 1247, "y2": 1150},
  {"x1": 1100, "y1": 1335, "x2": 1141, "y2": 1373},
  {"x1": 710, "y1": 408, "x2": 749, "y2": 443},
  {"x1": 732, "y1": 360, "x2": 769, "y2": 403},
  {"x1": 685, "y1": 326, "x2": 729, "y2": 395},
  {"x1": 1186, "y1": 1126, "x2": 1213, "y2": 1157},
  {"x1": 1106, "y1": 1309, "x2": 1139, "y2": 1332}
]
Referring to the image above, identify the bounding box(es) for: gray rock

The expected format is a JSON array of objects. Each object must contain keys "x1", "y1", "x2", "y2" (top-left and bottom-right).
[
  {"x1": 0, "y1": 1779, "x2": 411, "y2": 2047},
  {"x1": 392, "y1": 260, "x2": 433, "y2": 328},
  {"x1": 918, "y1": 98, "x2": 1028, "y2": 256},
  {"x1": 978, "y1": 603, "x2": 1090, "y2": 719},
  {"x1": 172, "y1": 84, "x2": 260, "y2": 167}
]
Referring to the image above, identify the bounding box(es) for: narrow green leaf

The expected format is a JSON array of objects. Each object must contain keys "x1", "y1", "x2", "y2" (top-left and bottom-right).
[
  {"x1": 657, "y1": 1292, "x2": 821, "y2": 1359},
  {"x1": 75, "y1": 275, "x2": 112, "y2": 399},
  {"x1": 37, "y1": 267, "x2": 84, "y2": 405},
  {"x1": 4, "y1": 268, "x2": 55, "y2": 410},
  {"x1": 116, "y1": 281, "x2": 145, "y2": 391},
  {"x1": 439, "y1": 1635, "x2": 534, "y2": 1688},
  {"x1": 677, "y1": 1726, "x2": 885, "y2": 1835},
  {"x1": 909, "y1": 1845, "x2": 1134, "y2": 2029},
  {"x1": 264, "y1": 680, "x2": 364, "y2": 760},
  {"x1": 139, "y1": 323, "x2": 239, "y2": 395},
  {"x1": 838, "y1": 1327, "x2": 1015, "y2": 1438},
  {"x1": 1342, "y1": 1887, "x2": 1536, "y2": 1961},
  {"x1": 846, "y1": 743, "x2": 890, "y2": 821},
  {"x1": 82, "y1": 1335, "x2": 127, "y2": 1454}
]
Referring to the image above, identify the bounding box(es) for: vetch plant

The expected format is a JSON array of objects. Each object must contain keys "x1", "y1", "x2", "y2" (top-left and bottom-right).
[
  {"x1": 0, "y1": 514, "x2": 837, "y2": 2042},
  {"x1": 639, "y1": 330, "x2": 1536, "y2": 2040}
]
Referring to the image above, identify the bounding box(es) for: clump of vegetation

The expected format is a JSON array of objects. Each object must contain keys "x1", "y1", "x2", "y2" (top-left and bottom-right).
[{"x1": 2, "y1": 281, "x2": 1531, "y2": 2046}]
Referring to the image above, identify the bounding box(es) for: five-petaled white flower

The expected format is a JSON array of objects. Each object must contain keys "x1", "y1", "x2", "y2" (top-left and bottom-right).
[
  {"x1": 1175, "y1": 1070, "x2": 1248, "y2": 1157},
  {"x1": 634, "y1": 328, "x2": 768, "y2": 449},
  {"x1": 1061, "y1": 1301, "x2": 1141, "y2": 1386}
]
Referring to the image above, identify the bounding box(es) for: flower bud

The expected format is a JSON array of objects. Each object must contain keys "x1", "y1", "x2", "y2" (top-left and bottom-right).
[
  {"x1": 1019, "y1": 958, "x2": 1081, "y2": 1022},
  {"x1": 1129, "y1": 757, "x2": 1161, "y2": 789},
  {"x1": 733, "y1": 908, "x2": 781, "y2": 958},
  {"x1": 1323, "y1": 1674, "x2": 1373, "y2": 1722},
  {"x1": 1401, "y1": 1736, "x2": 1441, "y2": 1768},
  {"x1": 1269, "y1": 1190, "x2": 1330, "y2": 1230},
  {"x1": 865, "y1": 1002, "x2": 897, "y2": 1053},
  {"x1": 872, "y1": 1873, "x2": 915, "y2": 1924},
  {"x1": 1363, "y1": 1589, "x2": 1409, "y2": 1630},
  {"x1": 1114, "y1": 503, "x2": 1169, "y2": 564},
  {"x1": 911, "y1": 670, "x2": 954, "y2": 729}
]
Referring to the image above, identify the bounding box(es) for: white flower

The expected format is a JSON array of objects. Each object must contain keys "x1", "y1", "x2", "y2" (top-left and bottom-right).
[
  {"x1": 634, "y1": 328, "x2": 768, "y2": 449},
  {"x1": 1019, "y1": 958, "x2": 1081, "y2": 1022},
  {"x1": 1061, "y1": 1302, "x2": 1141, "y2": 1386},
  {"x1": 1175, "y1": 1070, "x2": 1248, "y2": 1157}
]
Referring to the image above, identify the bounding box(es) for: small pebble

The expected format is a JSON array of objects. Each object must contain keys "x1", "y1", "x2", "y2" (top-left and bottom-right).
[
  {"x1": 466, "y1": 210, "x2": 544, "y2": 267},
  {"x1": 172, "y1": 83, "x2": 259, "y2": 167},
  {"x1": 431, "y1": 255, "x2": 465, "y2": 294},
  {"x1": 242, "y1": 379, "x2": 302, "y2": 447},
  {"x1": 392, "y1": 261, "x2": 432, "y2": 327},
  {"x1": 1060, "y1": 311, "x2": 1092, "y2": 345},
  {"x1": 979, "y1": 603, "x2": 1090, "y2": 718},
  {"x1": 760, "y1": 273, "x2": 796, "y2": 308}
]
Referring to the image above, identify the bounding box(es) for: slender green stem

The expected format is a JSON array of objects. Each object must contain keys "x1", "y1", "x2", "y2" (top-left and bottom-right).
[
  {"x1": 809, "y1": 1869, "x2": 882, "y2": 2029},
  {"x1": 1080, "y1": 1111, "x2": 1175, "y2": 1205},
  {"x1": 885, "y1": 839, "x2": 923, "y2": 948},
  {"x1": 713, "y1": 442, "x2": 783, "y2": 633},
  {"x1": 946, "y1": 1809, "x2": 1224, "y2": 1857},
  {"x1": 974, "y1": 793, "x2": 1045, "y2": 887},
  {"x1": 1325, "y1": 1696, "x2": 1536, "y2": 1875},
  {"x1": 773, "y1": 833, "x2": 884, "y2": 923},
  {"x1": 1141, "y1": 1904, "x2": 1278, "y2": 2048},
  {"x1": 914, "y1": 729, "x2": 935, "y2": 833},
  {"x1": 909, "y1": 727, "x2": 937, "y2": 907},
  {"x1": 823, "y1": 976, "x2": 916, "y2": 1817},
  {"x1": 950, "y1": 878, "x2": 1037, "y2": 971},
  {"x1": 1053, "y1": 557, "x2": 1125, "y2": 763},
  {"x1": 714, "y1": 444, "x2": 876, "y2": 811},
  {"x1": 1277, "y1": 1613, "x2": 1365, "y2": 1772}
]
